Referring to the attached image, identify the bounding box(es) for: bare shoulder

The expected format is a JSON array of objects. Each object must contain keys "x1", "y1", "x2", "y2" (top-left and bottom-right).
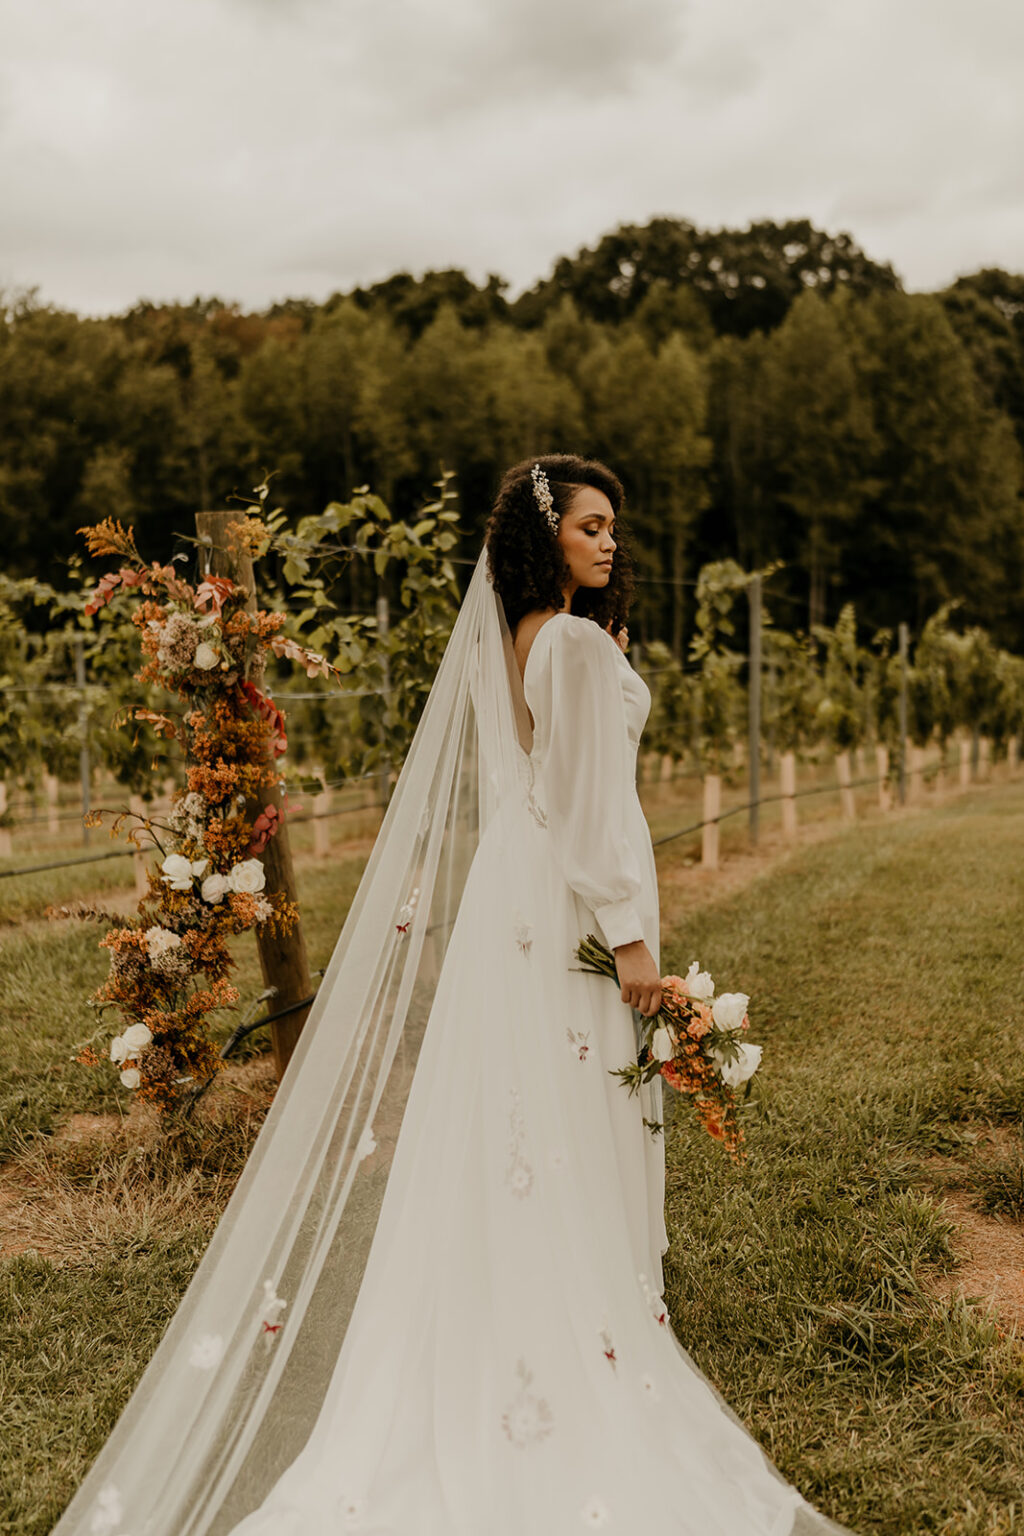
[
  {"x1": 512, "y1": 608, "x2": 564, "y2": 680},
  {"x1": 515, "y1": 610, "x2": 618, "y2": 682}
]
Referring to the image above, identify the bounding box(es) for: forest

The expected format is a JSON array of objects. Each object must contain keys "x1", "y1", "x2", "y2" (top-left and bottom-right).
[{"x1": 2, "y1": 215, "x2": 1023, "y2": 651}]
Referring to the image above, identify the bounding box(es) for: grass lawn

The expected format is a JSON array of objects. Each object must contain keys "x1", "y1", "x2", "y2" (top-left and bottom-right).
[{"x1": 4, "y1": 781, "x2": 1024, "y2": 1533}]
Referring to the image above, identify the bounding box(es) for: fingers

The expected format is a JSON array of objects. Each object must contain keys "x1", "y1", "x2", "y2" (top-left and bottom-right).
[{"x1": 620, "y1": 983, "x2": 663, "y2": 1017}]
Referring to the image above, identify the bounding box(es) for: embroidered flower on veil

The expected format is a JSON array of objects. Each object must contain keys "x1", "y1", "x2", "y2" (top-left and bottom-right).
[
  {"x1": 513, "y1": 917, "x2": 533, "y2": 955},
  {"x1": 566, "y1": 1027, "x2": 590, "y2": 1062},
  {"x1": 501, "y1": 1358, "x2": 554, "y2": 1447},
  {"x1": 337, "y1": 1494, "x2": 366, "y2": 1528},
  {"x1": 88, "y1": 1484, "x2": 125, "y2": 1535},
  {"x1": 506, "y1": 1089, "x2": 534, "y2": 1199},
  {"x1": 395, "y1": 886, "x2": 420, "y2": 937},
  {"x1": 581, "y1": 1495, "x2": 611, "y2": 1526},
  {"x1": 188, "y1": 1332, "x2": 225, "y2": 1370},
  {"x1": 259, "y1": 1279, "x2": 287, "y2": 1344}
]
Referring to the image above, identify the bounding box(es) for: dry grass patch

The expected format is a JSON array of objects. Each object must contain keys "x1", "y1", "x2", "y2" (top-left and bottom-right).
[{"x1": 0, "y1": 1056, "x2": 277, "y2": 1266}]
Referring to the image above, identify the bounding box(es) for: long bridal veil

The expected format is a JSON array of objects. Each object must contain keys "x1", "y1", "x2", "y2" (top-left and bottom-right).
[
  {"x1": 54, "y1": 549, "x2": 522, "y2": 1536},
  {"x1": 53, "y1": 547, "x2": 850, "y2": 1536}
]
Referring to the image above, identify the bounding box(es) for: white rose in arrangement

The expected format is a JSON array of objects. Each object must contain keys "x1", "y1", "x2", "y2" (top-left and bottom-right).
[
  {"x1": 229, "y1": 858, "x2": 266, "y2": 895},
  {"x1": 711, "y1": 992, "x2": 749, "y2": 1031},
  {"x1": 651, "y1": 1026, "x2": 675, "y2": 1063},
  {"x1": 253, "y1": 896, "x2": 274, "y2": 924},
  {"x1": 161, "y1": 853, "x2": 208, "y2": 890},
  {"x1": 193, "y1": 640, "x2": 219, "y2": 670},
  {"x1": 109, "y1": 1034, "x2": 129, "y2": 1065},
  {"x1": 119, "y1": 1066, "x2": 142, "y2": 1090},
  {"x1": 714, "y1": 1041, "x2": 763, "y2": 1090},
  {"x1": 144, "y1": 924, "x2": 181, "y2": 957},
  {"x1": 121, "y1": 1022, "x2": 153, "y2": 1054},
  {"x1": 684, "y1": 961, "x2": 715, "y2": 1001},
  {"x1": 201, "y1": 872, "x2": 230, "y2": 904}
]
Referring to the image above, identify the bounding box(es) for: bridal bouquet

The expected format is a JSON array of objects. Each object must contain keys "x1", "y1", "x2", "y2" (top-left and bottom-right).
[{"x1": 575, "y1": 936, "x2": 762, "y2": 1159}]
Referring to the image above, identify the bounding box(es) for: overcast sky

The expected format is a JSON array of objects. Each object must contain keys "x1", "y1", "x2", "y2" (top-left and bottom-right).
[{"x1": 2, "y1": 0, "x2": 1022, "y2": 318}]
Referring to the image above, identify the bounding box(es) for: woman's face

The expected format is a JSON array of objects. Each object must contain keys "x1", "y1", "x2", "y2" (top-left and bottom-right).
[{"x1": 557, "y1": 485, "x2": 617, "y2": 596}]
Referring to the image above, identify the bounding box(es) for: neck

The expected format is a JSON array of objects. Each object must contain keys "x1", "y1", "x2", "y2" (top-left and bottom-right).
[{"x1": 560, "y1": 583, "x2": 576, "y2": 611}]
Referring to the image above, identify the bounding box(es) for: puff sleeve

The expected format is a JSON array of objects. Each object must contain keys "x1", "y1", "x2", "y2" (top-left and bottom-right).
[{"x1": 525, "y1": 615, "x2": 645, "y2": 951}]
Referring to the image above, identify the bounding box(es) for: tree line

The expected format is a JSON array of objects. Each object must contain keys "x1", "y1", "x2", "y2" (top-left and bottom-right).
[{"x1": 2, "y1": 215, "x2": 1023, "y2": 651}]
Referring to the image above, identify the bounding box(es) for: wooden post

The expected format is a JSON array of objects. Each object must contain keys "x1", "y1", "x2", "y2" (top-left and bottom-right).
[
  {"x1": 747, "y1": 573, "x2": 762, "y2": 847},
  {"x1": 0, "y1": 781, "x2": 10, "y2": 859},
  {"x1": 376, "y1": 593, "x2": 391, "y2": 812},
  {"x1": 836, "y1": 750, "x2": 856, "y2": 820},
  {"x1": 313, "y1": 776, "x2": 332, "y2": 859},
  {"x1": 780, "y1": 751, "x2": 797, "y2": 839},
  {"x1": 660, "y1": 754, "x2": 674, "y2": 790},
  {"x1": 701, "y1": 773, "x2": 721, "y2": 870},
  {"x1": 44, "y1": 772, "x2": 60, "y2": 833},
  {"x1": 75, "y1": 634, "x2": 91, "y2": 845},
  {"x1": 196, "y1": 509, "x2": 313, "y2": 1080},
  {"x1": 897, "y1": 622, "x2": 909, "y2": 808},
  {"x1": 959, "y1": 734, "x2": 971, "y2": 790},
  {"x1": 876, "y1": 744, "x2": 892, "y2": 811},
  {"x1": 909, "y1": 744, "x2": 925, "y2": 803}
]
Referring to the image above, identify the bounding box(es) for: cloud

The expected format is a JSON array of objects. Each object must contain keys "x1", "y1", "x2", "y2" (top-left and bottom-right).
[{"x1": 0, "y1": 0, "x2": 1022, "y2": 315}]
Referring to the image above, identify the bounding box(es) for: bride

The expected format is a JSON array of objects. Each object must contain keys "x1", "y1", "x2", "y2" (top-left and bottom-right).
[{"x1": 54, "y1": 456, "x2": 847, "y2": 1535}]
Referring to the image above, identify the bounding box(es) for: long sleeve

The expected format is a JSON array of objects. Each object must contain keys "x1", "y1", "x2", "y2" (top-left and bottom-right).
[{"x1": 525, "y1": 615, "x2": 645, "y2": 951}]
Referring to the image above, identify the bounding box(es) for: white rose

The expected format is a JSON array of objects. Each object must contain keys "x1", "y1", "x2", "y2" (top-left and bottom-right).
[
  {"x1": 711, "y1": 992, "x2": 749, "y2": 1031},
  {"x1": 194, "y1": 641, "x2": 219, "y2": 670},
  {"x1": 144, "y1": 924, "x2": 181, "y2": 957},
  {"x1": 201, "y1": 872, "x2": 230, "y2": 904},
  {"x1": 684, "y1": 961, "x2": 715, "y2": 1001},
  {"x1": 121, "y1": 1022, "x2": 153, "y2": 1054},
  {"x1": 229, "y1": 858, "x2": 266, "y2": 894},
  {"x1": 119, "y1": 1066, "x2": 142, "y2": 1090},
  {"x1": 109, "y1": 1033, "x2": 129, "y2": 1065},
  {"x1": 714, "y1": 1041, "x2": 763, "y2": 1090},
  {"x1": 160, "y1": 853, "x2": 208, "y2": 890},
  {"x1": 651, "y1": 1026, "x2": 675, "y2": 1063}
]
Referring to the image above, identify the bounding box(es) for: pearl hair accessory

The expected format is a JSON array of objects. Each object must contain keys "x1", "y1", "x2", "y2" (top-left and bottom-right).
[{"x1": 531, "y1": 463, "x2": 559, "y2": 534}]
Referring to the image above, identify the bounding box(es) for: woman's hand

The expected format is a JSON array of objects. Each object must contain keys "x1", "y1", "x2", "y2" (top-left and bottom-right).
[
  {"x1": 606, "y1": 622, "x2": 629, "y2": 654},
  {"x1": 613, "y1": 939, "x2": 662, "y2": 1017}
]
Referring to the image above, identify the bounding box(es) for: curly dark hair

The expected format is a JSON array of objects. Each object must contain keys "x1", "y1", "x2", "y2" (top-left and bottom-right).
[{"x1": 485, "y1": 454, "x2": 635, "y2": 636}]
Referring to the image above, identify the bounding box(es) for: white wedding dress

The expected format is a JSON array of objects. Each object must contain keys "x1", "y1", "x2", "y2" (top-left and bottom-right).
[
  {"x1": 222, "y1": 614, "x2": 827, "y2": 1535},
  {"x1": 53, "y1": 562, "x2": 848, "y2": 1536}
]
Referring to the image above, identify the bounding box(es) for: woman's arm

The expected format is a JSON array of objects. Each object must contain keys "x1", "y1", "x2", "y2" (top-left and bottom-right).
[{"x1": 527, "y1": 617, "x2": 660, "y2": 1014}]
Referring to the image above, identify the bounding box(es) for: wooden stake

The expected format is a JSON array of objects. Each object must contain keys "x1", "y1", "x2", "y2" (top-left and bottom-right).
[
  {"x1": 313, "y1": 777, "x2": 332, "y2": 859},
  {"x1": 780, "y1": 751, "x2": 797, "y2": 839},
  {"x1": 876, "y1": 744, "x2": 891, "y2": 811},
  {"x1": 701, "y1": 773, "x2": 721, "y2": 870},
  {"x1": 196, "y1": 509, "x2": 313, "y2": 1080},
  {"x1": 836, "y1": 750, "x2": 856, "y2": 820},
  {"x1": 44, "y1": 772, "x2": 60, "y2": 833}
]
